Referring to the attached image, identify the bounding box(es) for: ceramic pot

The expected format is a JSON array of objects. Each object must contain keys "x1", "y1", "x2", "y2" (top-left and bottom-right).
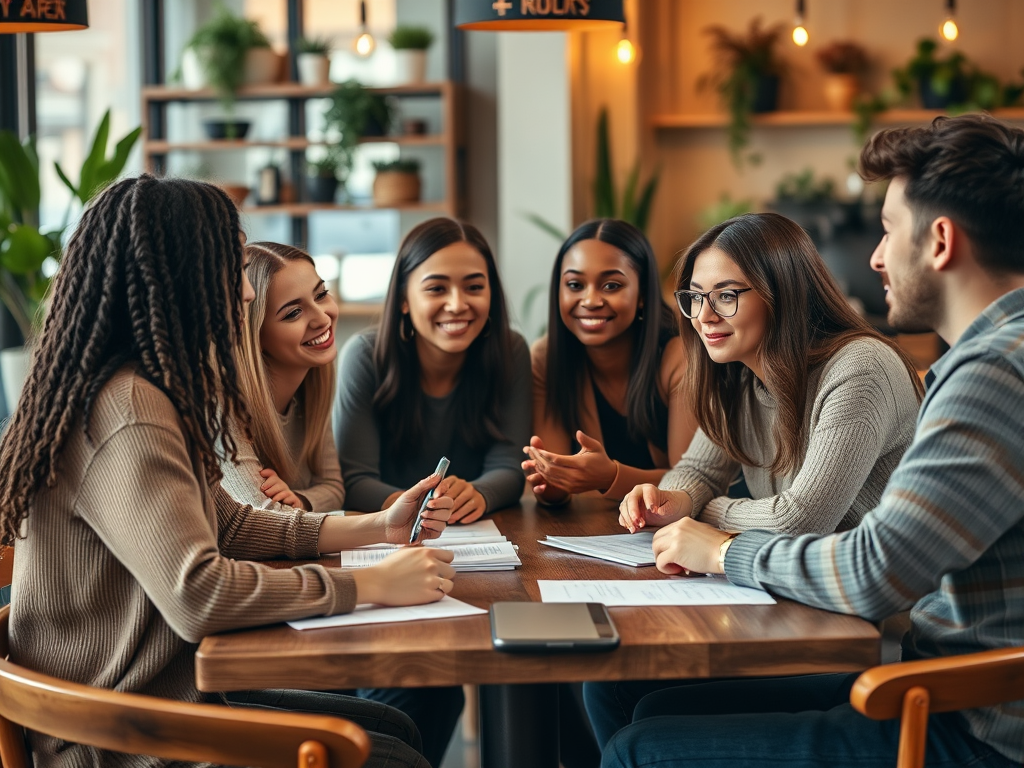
[
  {"x1": 372, "y1": 172, "x2": 421, "y2": 207},
  {"x1": 823, "y1": 73, "x2": 858, "y2": 112},
  {"x1": 0, "y1": 346, "x2": 29, "y2": 413},
  {"x1": 180, "y1": 47, "x2": 207, "y2": 90},
  {"x1": 395, "y1": 50, "x2": 427, "y2": 84},
  {"x1": 297, "y1": 53, "x2": 331, "y2": 86},
  {"x1": 308, "y1": 175, "x2": 340, "y2": 204},
  {"x1": 243, "y1": 47, "x2": 282, "y2": 86},
  {"x1": 752, "y1": 74, "x2": 780, "y2": 113}
]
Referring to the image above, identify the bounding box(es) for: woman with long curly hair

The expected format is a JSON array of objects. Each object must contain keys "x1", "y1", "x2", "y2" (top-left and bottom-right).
[{"x1": 0, "y1": 176, "x2": 455, "y2": 768}]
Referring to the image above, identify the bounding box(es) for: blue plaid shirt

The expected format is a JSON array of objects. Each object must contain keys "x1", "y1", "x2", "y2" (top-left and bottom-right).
[{"x1": 727, "y1": 287, "x2": 1024, "y2": 763}]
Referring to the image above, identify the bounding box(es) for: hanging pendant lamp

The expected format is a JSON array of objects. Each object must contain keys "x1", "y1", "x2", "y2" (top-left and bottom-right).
[
  {"x1": 0, "y1": 0, "x2": 88, "y2": 33},
  {"x1": 455, "y1": 0, "x2": 624, "y2": 32}
]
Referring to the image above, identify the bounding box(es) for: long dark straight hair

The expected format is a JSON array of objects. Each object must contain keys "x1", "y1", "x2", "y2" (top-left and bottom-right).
[
  {"x1": 676, "y1": 212, "x2": 924, "y2": 476},
  {"x1": 0, "y1": 175, "x2": 250, "y2": 546},
  {"x1": 545, "y1": 219, "x2": 676, "y2": 442},
  {"x1": 373, "y1": 217, "x2": 514, "y2": 459}
]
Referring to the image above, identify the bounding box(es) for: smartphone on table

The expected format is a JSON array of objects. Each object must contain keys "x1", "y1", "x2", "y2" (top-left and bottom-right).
[
  {"x1": 409, "y1": 456, "x2": 450, "y2": 544},
  {"x1": 490, "y1": 602, "x2": 620, "y2": 652}
]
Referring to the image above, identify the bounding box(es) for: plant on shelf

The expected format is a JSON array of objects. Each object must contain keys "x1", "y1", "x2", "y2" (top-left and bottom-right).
[
  {"x1": 389, "y1": 26, "x2": 435, "y2": 84},
  {"x1": 181, "y1": 3, "x2": 274, "y2": 123},
  {"x1": 816, "y1": 40, "x2": 869, "y2": 112},
  {"x1": 323, "y1": 80, "x2": 395, "y2": 172},
  {"x1": 700, "y1": 16, "x2": 787, "y2": 168},
  {"x1": 296, "y1": 35, "x2": 333, "y2": 86},
  {"x1": 697, "y1": 193, "x2": 754, "y2": 232},
  {"x1": 306, "y1": 150, "x2": 345, "y2": 204},
  {"x1": 372, "y1": 158, "x2": 421, "y2": 207},
  {"x1": 525, "y1": 107, "x2": 659, "y2": 241},
  {"x1": 892, "y1": 38, "x2": 1024, "y2": 112},
  {"x1": 0, "y1": 110, "x2": 141, "y2": 341}
]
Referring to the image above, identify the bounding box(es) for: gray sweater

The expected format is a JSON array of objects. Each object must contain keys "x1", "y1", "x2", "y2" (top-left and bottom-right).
[
  {"x1": 661, "y1": 337, "x2": 920, "y2": 534},
  {"x1": 334, "y1": 331, "x2": 532, "y2": 512}
]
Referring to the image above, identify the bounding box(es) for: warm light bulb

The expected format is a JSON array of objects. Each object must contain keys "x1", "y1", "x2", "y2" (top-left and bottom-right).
[
  {"x1": 941, "y1": 18, "x2": 959, "y2": 41},
  {"x1": 792, "y1": 24, "x2": 809, "y2": 46},
  {"x1": 616, "y1": 38, "x2": 637, "y2": 65},
  {"x1": 353, "y1": 31, "x2": 376, "y2": 58}
]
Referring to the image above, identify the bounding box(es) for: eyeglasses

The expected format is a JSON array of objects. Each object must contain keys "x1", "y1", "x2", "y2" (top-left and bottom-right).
[{"x1": 674, "y1": 288, "x2": 754, "y2": 319}]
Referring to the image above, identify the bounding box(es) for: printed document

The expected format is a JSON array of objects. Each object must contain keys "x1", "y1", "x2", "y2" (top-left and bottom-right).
[
  {"x1": 539, "y1": 531, "x2": 656, "y2": 566},
  {"x1": 288, "y1": 596, "x2": 486, "y2": 630},
  {"x1": 538, "y1": 577, "x2": 777, "y2": 606},
  {"x1": 340, "y1": 540, "x2": 522, "y2": 572}
]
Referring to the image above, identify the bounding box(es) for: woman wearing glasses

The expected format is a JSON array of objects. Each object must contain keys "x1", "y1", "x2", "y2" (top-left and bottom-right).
[
  {"x1": 585, "y1": 212, "x2": 925, "y2": 749},
  {"x1": 522, "y1": 219, "x2": 698, "y2": 505}
]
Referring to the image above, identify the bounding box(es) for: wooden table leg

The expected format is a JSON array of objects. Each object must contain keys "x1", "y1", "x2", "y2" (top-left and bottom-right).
[{"x1": 479, "y1": 683, "x2": 559, "y2": 768}]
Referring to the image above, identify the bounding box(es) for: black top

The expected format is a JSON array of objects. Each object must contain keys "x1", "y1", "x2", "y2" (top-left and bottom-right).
[{"x1": 591, "y1": 379, "x2": 669, "y2": 470}]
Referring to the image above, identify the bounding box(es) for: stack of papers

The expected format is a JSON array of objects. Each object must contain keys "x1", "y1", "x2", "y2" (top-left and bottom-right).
[
  {"x1": 339, "y1": 520, "x2": 522, "y2": 572},
  {"x1": 539, "y1": 531, "x2": 656, "y2": 567},
  {"x1": 538, "y1": 577, "x2": 777, "y2": 606}
]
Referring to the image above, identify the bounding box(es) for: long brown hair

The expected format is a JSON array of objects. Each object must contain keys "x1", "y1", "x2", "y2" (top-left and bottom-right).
[
  {"x1": 0, "y1": 176, "x2": 250, "y2": 546},
  {"x1": 236, "y1": 242, "x2": 336, "y2": 487},
  {"x1": 676, "y1": 212, "x2": 923, "y2": 476}
]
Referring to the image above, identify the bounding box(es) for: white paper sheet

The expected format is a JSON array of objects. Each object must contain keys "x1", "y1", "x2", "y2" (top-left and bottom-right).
[
  {"x1": 539, "y1": 531, "x2": 656, "y2": 566},
  {"x1": 340, "y1": 541, "x2": 521, "y2": 571},
  {"x1": 287, "y1": 596, "x2": 486, "y2": 630},
  {"x1": 538, "y1": 577, "x2": 777, "y2": 606}
]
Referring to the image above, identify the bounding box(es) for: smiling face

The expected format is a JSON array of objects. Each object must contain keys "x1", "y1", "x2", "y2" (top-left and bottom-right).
[
  {"x1": 402, "y1": 241, "x2": 492, "y2": 361},
  {"x1": 558, "y1": 238, "x2": 642, "y2": 348},
  {"x1": 259, "y1": 259, "x2": 339, "y2": 377},
  {"x1": 688, "y1": 247, "x2": 770, "y2": 378},
  {"x1": 870, "y1": 176, "x2": 940, "y2": 333}
]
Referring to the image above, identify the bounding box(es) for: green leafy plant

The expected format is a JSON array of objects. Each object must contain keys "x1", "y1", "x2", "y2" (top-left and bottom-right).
[
  {"x1": 892, "y1": 38, "x2": 1024, "y2": 112},
  {"x1": 0, "y1": 110, "x2": 141, "y2": 339},
  {"x1": 296, "y1": 35, "x2": 332, "y2": 55},
  {"x1": 699, "y1": 17, "x2": 786, "y2": 168},
  {"x1": 184, "y1": 3, "x2": 270, "y2": 116},
  {"x1": 696, "y1": 193, "x2": 754, "y2": 231},
  {"x1": 307, "y1": 151, "x2": 343, "y2": 179},
  {"x1": 322, "y1": 80, "x2": 395, "y2": 178},
  {"x1": 372, "y1": 158, "x2": 421, "y2": 174},
  {"x1": 388, "y1": 26, "x2": 435, "y2": 51},
  {"x1": 525, "y1": 107, "x2": 659, "y2": 241},
  {"x1": 774, "y1": 168, "x2": 835, "y2": 205}
]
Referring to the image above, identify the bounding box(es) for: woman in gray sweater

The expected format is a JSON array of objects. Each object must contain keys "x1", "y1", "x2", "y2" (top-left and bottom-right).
[{"x1": 335, "y1": 218, "x2": 531, "y2": 521}]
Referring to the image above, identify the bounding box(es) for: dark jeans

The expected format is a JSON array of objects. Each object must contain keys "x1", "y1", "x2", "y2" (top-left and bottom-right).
[
  {"x1": 597, "y1": 674, "x2": 1018, "y2": 768},
  {"x1": 223, "y1": 684, "x2": 463, "y2": 768}
]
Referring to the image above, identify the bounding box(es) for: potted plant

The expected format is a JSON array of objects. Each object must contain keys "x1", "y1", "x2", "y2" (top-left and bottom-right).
[
  {"x1": 322, "y1": 80, "x2": 395, "y2": 175},
  {"x1": 0, "y1": 110, "x2": 140, "y2": 408},
  {"x1": 296, "y1": 35, "x2": 332, "y2": 86},
  {"x1": 700, "y1": 17, "x2": 787, "y2": 168},
  {"x1": 180, "y1": 3, "x2": 280, "y2": 134},
  {"x1": 388, "y1": 25, "x2": 434, "y2": 85},
  {"x1": 372, "y1": 158, "x2": 421, "y2": 207},
  {"x1": 307, "y1": 151, "x2": 344, "y2": 204},
  {"x1": 816, "y1": 41, "x2": 869, "y2": 112}
]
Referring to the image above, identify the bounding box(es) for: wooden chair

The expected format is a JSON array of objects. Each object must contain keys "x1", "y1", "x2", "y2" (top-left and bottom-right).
[
  {"x1": 850, "y1": 646, "x2": 1024, "y2": 768},
  {"x1": 0, "y1": 605, "x2": 371, "y2": 768}
]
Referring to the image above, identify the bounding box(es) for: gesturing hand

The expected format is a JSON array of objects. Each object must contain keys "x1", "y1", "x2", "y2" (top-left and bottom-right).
[
  {"x1": 382, "y1": 473, "x2": 455, "y2": 545},
  {"x1": 618, "y1": 484, "x2": 691, "y2": 533},
  {"x1": 259, "y1": 468, "x2": 304, "y2": 509},
  {"x1": 522, "y1": 430, "x2": 617, "y2": 494},
  {"x1": 651, "y1": 517, "x2": 733, "y2": 576}
]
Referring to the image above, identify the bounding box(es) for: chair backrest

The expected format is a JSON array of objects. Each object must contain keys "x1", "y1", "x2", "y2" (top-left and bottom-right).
[
  {"x1": 0, "y1": 548, "x2": 12, "y2": 608},
  {"x1": 0, "y1": 605, "x2": 370, "y2": 768}
]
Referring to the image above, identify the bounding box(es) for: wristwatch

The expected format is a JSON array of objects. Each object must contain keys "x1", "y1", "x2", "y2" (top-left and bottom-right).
[{"x1": 718, "y1": 533, "x2": 738, "y2": 573}]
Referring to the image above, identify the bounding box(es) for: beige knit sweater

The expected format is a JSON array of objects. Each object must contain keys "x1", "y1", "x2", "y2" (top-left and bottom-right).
[
  {"x1": 9, "y1": 368, "x2": 357, "y2": 768},
  {"x1": 661, "y1": 337, "x2": 921, "y2": 534}
]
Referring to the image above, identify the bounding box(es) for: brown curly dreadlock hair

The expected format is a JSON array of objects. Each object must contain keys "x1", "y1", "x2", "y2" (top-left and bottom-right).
[{"x1": 0, "y1": 175, "x2": 251, "y2": 546}]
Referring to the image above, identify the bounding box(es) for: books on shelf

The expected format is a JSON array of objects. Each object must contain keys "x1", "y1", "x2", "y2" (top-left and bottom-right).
[
  {"x1": 339, "y1": 519, "x2": 522, "y2": 572},
  {"x1": 538, "y1": 531, "x2": 656, "y2": 567}
]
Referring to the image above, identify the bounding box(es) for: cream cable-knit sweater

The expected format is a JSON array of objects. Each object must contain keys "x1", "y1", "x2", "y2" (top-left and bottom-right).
[
  {"x1": 661, "y1": 337, "x2": 921, "y2": 534},
  {"x1": 10, "y1": 367, "x2": 356, "y2": 768}
]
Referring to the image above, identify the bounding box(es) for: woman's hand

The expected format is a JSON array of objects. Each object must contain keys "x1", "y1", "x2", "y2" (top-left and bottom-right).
[
  {"x1": 522, "y1": 431, "x2": 617, "y2": 495},
  {"x1": 651, "y1": 517, "x2": 733, "y2": 576},
  {"x1": 618, "y1": 485, "x2": 692, "y2": 533},
  {"x1": 382, "y1": 473, "x2": 455, "y2": 545},
  {"x1": 522, "y1": 436, "x2": 570, "y2": 503},
  {"x1": 446, "y1": 475, "x2": 487, "y2": 524},
  {"x1": 258, "y1": 468, "x2": 305, "y2": 509},
  {"x1": 352, "y1": 547, "x2": 457, "y2": 606}
]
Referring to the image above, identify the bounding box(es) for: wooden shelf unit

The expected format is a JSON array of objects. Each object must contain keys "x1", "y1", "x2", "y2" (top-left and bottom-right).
[
  {"x1": 140, "y1": 81, "x2": 463, "y2": 230},
  {"x1": 650, "y1": 107, "x2": 1024, "y2": 130}
]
